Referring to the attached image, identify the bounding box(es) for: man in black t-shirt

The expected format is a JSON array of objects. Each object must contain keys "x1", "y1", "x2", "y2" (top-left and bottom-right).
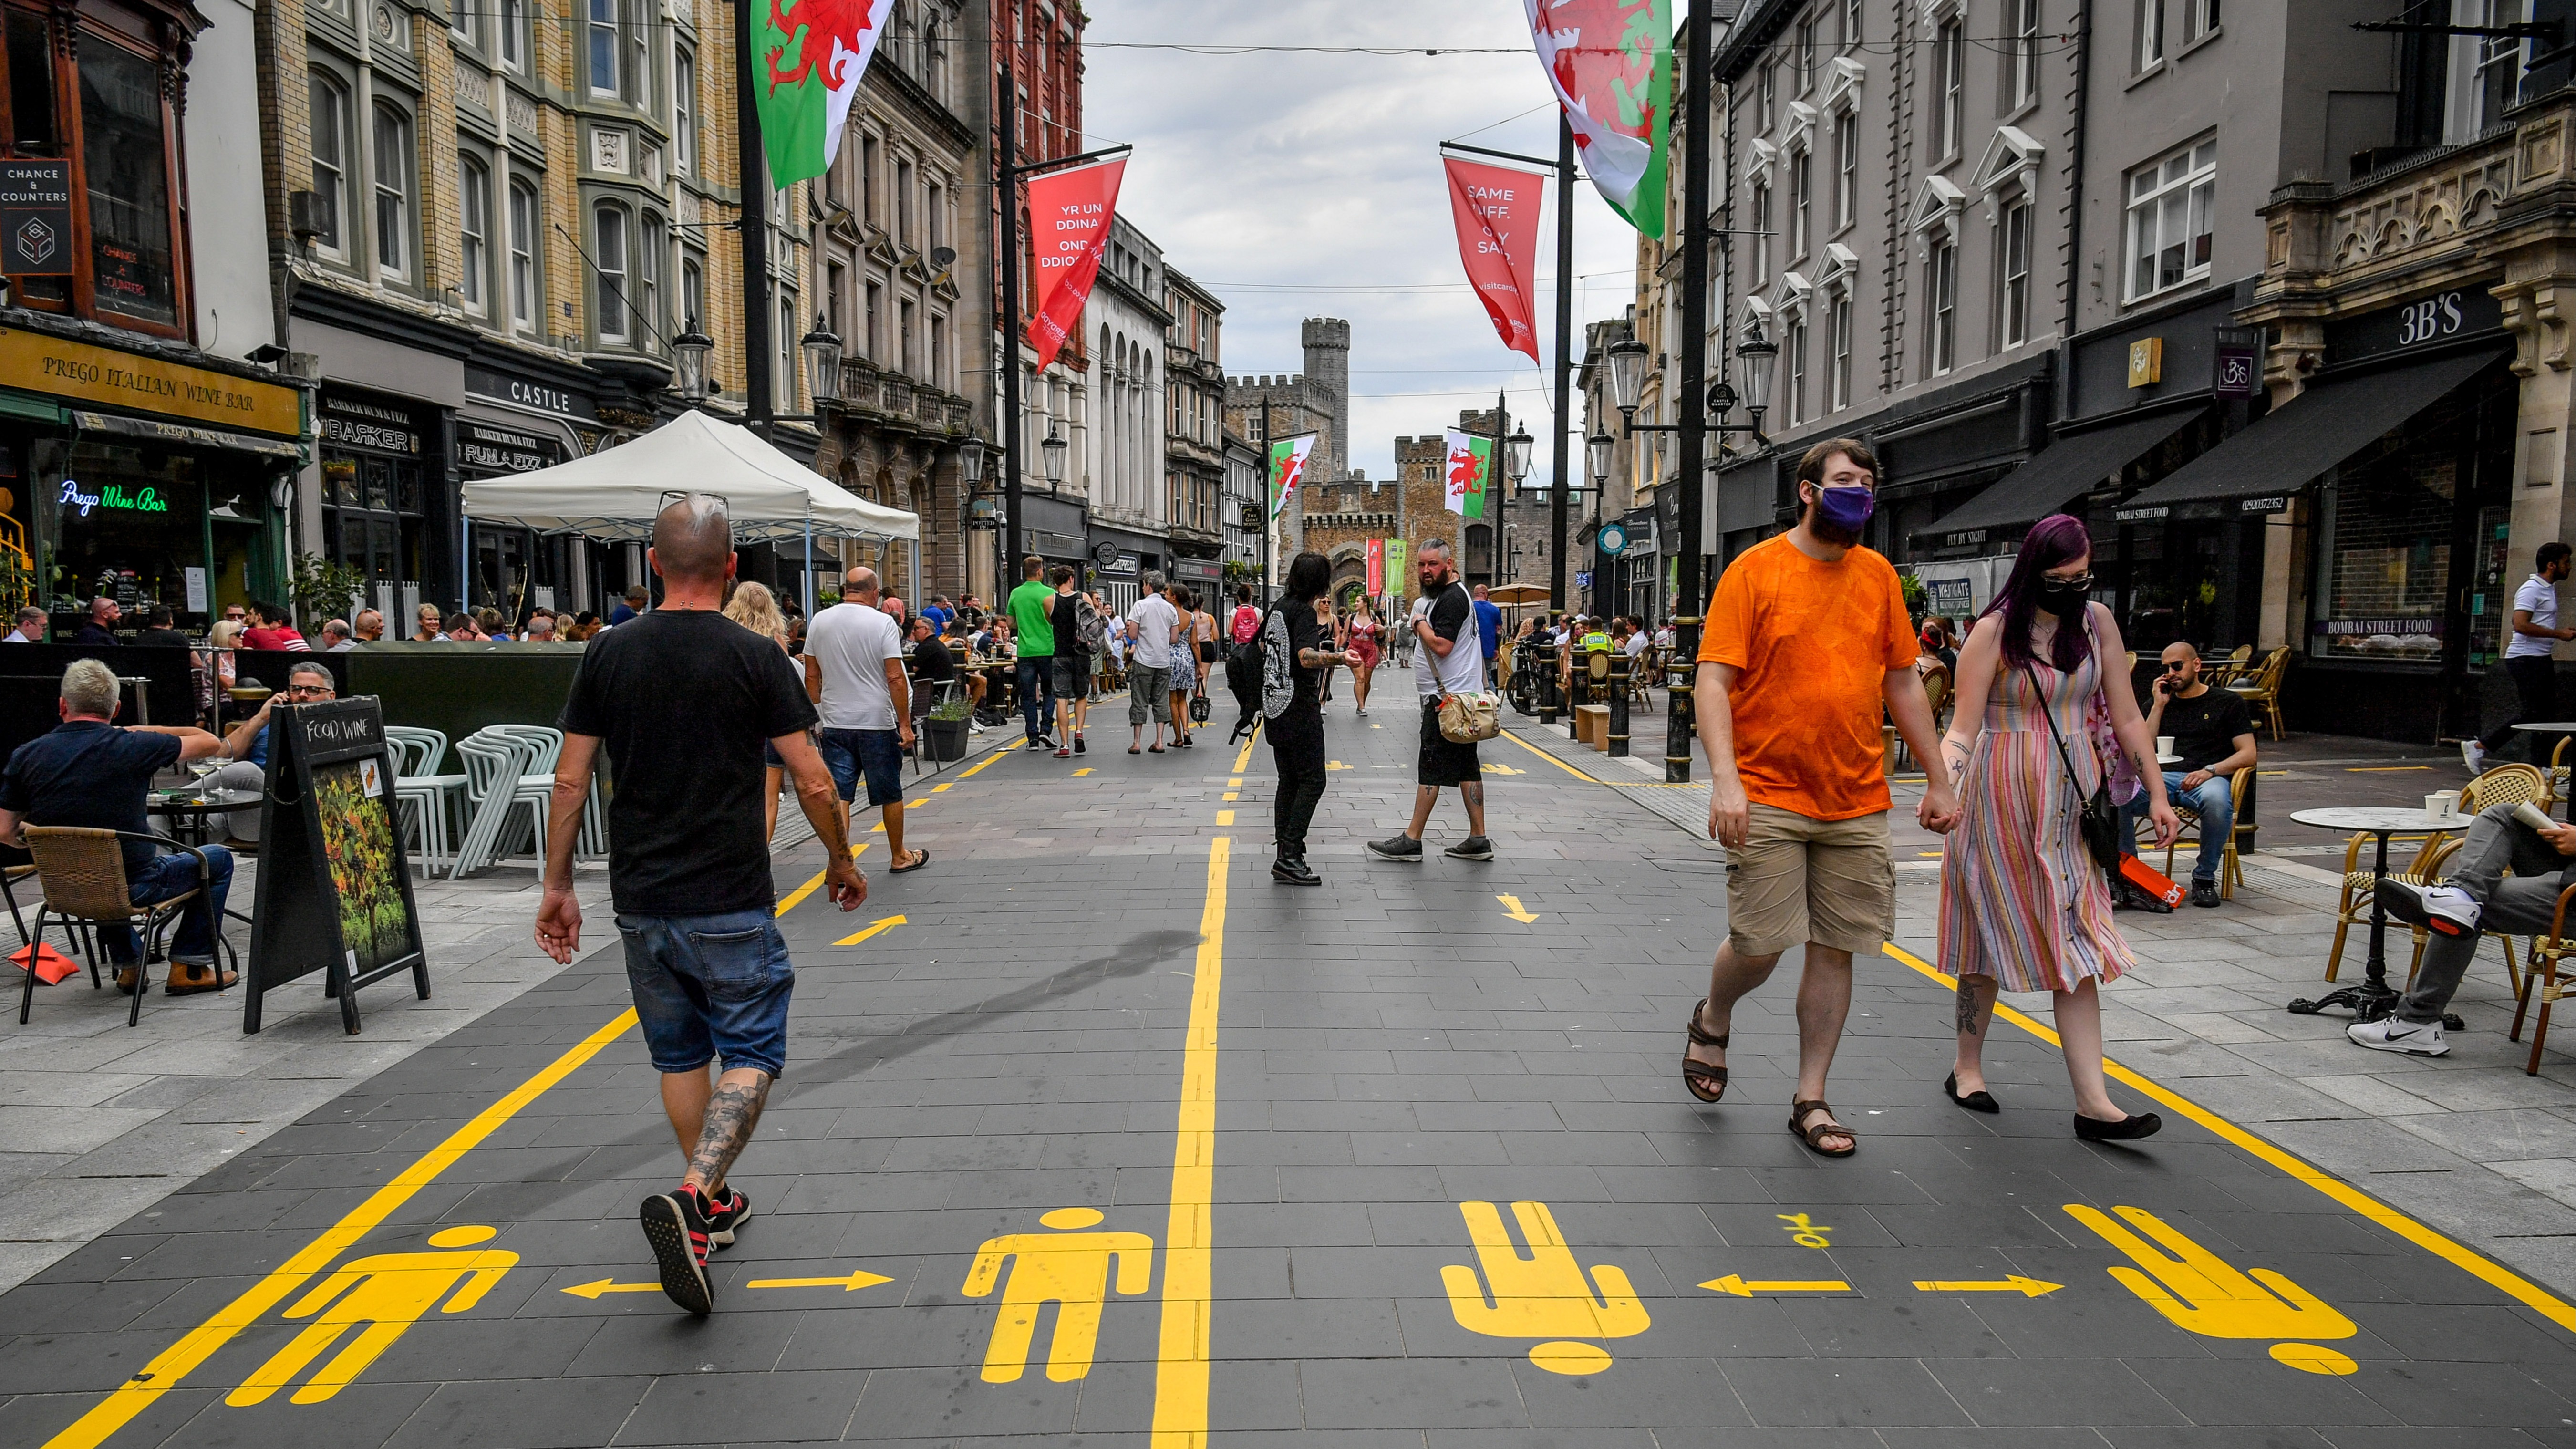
[
  {"x1": 2120, "y1": 642, "x2": 2258, "y2": 907},
  {"x1": 909, "y1": 614, "x2": 960, "y2": 718},
  {"x1": 539, "y1": 494, "x2": 864, "y2": 1317}
]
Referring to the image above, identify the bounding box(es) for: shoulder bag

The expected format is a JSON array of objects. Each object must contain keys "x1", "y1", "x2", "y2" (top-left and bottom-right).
[{"x1": 2027, "y1": 660, "x2": 2125, "y2": 872}]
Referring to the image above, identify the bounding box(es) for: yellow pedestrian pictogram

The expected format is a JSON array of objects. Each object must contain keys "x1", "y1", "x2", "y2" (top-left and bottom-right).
[
  {"x1": 1912, "y1": 1276, "x2": 2063, "y2": 1296},
  {"x1": 963, "y1": 1208, "x2": 1152, "y2": 1384},
  {"x1": 1776, "y1": 1212, "x2": 1832, "y2": 1248},
  {"x1": 226, "y1": 1226, "x2": 517, "y2": 1407},
  {"x1": 1440, "y1": 1200, "x2": 1650, "y2": 1375},
  {"x1": 2064, "y1": 1204, "x2": 2360, "y2": 1374},
  {"x1": 1700, "y1": 1274, "x2": 1852, "y2": 1297},
  {"x1": 1497, "y1": 895, "x2": 1541, "y2": 922}
]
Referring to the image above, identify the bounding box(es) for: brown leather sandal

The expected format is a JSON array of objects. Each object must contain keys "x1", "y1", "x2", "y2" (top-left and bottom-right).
[
  {"x1": 1681, "y1": 998, "x2": 1729, "y2": 1103},
  {"x1": 1788, "y1": 1099, "x2": 1858, "y2": 1157}
]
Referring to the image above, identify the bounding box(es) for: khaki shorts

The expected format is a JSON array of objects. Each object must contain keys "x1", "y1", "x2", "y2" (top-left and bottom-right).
[{"x1": 1725, "y1": 804, "x2": 1896, "y2": 959}]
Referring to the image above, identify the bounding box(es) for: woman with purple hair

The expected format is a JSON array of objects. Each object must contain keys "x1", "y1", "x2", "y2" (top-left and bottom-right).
[{"x1": 1935, "y1": 513, "x2": 2176, "y2": 1141}]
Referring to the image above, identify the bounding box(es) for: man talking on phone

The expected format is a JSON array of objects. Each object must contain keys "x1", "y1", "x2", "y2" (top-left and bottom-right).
[{"x1": 2120, "y1": 642, "x2": 2258, "y2": 909}]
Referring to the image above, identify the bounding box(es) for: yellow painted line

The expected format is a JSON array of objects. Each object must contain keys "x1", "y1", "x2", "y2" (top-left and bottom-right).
[
  {"x1": 933, "y1": 781, "x2": 956, "y2": 792},
  {"x1": 834, "y1": 914, "x2": 907, "y2": 947},
  {"x1": 1215, "y1": 810, "x2": 1235, "y2": 826},
  {"x1": 1497, "y1": 894, "x2": 1540, "y2": 922},
  {"x1": 1227, "y1": 776, "x2": 1243, "y2": 787},
  {"x1": 2346, "y1": 766, "x2": 2431, "y2": 773},
  {"x1": 1496, "y1": 728, "x2": 1599, "y2": 783},
  {"x1": 1880, "y1": 942, "x2": 2576, "y2": 1332},
  {"x1": 1150, "y1": 836, "x2": 1231, "y2": 1445},
  {"x1": 1231, "y1": 724, "x2": 1259, "y2": 774},
  {"x1": 1221, "y1": 791, "x2": 1239, "y2": 801},
  {"x1": 44, "y1": 1008, "x2": 642, "y2": 1449},
  {"x1": 956, "y1": 745, "x2": 1011, "y2": 780},
  {"x1": 1074, "y1": 767, "x2": 1094, "y2": 776}
]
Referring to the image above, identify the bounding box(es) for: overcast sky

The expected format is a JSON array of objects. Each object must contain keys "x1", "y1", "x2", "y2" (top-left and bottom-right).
[{"x1": 1082, "y1": 1, "x2": 1645, "y2": 490}]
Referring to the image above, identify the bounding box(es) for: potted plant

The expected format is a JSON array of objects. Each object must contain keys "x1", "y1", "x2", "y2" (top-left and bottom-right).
[{"x1": 924, "y1": 695, "x2": 972, "y2": 763}]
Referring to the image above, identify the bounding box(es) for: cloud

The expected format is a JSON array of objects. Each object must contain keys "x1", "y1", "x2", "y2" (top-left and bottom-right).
[{"x1": 1084, "y1": 0, "x2": 1644, "y2": 489}]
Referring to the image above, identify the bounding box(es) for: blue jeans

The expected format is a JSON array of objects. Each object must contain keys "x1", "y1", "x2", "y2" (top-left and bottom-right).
[
  {"x1": 1015, "y1": 659, "x2": 1056, "y2": 740},
  {"x1": 2121, "y1": 770, "x2": 2234, "y2": 884},
  {"x1": 818, "y1": 726, "x2": 903, "y2": 807},
  {"x1": 615, "y1": 909, "x2": 796, "y2": 1078},
  {"x1": 105, "y1": 846, "x2": 233, "y2": 965}
]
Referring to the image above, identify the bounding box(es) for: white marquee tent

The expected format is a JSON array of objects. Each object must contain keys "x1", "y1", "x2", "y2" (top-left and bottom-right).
[{"x1": 458, "y1": 410, "x2": 918, "y2": 613}]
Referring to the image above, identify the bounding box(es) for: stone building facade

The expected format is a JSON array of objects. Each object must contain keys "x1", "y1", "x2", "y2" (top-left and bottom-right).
[
  {"x1": 1225, "y1": 317, "x2": 1351, "y2": 579},
  {"x1": 1163, "y1": 269, "x2": 1229, "y2": 599}
]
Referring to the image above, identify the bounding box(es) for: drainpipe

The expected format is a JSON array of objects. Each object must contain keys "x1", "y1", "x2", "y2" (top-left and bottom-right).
[{"x1": 2059, "y1": 0, "x2": 2092, "y2": 424}]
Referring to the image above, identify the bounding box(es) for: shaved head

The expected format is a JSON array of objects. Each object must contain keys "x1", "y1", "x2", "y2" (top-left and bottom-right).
[
  {"x1": 843, "y1": 566, "x2": 880, "y2": 600},
  {"x1": 650, "y1": 494, "x2": 734, "y2": 585}
]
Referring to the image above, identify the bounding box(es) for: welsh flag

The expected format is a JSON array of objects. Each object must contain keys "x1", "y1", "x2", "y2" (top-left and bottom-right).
[
  {"x1": 1525, "y1": 0, "x2": 1673, "y2": 238},
  {"x1": 1444, "y1": 429, "x2": 1493, "y2": 520},
  {"x1": 755, "y1": 0, "x2": 895, "y2": 186},
  {"x1": 1268, "y1": 434, "x2": 1316, "y2": 520}
]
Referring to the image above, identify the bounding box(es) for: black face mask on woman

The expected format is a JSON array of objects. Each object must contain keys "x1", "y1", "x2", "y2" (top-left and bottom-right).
[{"x1": 2037, "y1": 578, "x2": 2089, "y2": 616}]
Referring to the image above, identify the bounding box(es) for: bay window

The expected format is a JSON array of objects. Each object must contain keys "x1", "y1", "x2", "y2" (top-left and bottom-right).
[{"x1": 594, "y1": 203, "x2": 628, "y2": 343}]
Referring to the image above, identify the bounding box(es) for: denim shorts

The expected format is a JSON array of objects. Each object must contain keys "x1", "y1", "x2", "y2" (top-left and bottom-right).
[
  {"x1": 615, "y1": 909, "x2": 794, "y2": 1078},
  {"x1": 819, "y1": 725, "x2": 904, "y2": 807}
]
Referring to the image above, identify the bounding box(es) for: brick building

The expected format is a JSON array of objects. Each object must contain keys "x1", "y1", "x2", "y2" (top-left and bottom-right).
[{"x1": 1300, "y1": 407, "x2": 1532, "y2": 606}]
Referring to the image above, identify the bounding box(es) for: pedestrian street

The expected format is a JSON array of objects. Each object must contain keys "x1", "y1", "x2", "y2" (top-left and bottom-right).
[{"x1": 4, "y1": 709, "x2": 2570, "y2": 1449}]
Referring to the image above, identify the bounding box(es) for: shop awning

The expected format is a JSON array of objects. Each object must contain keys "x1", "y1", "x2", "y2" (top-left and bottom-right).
[
  {"x1": 2113, "y1": 347, "x2": 2508, "y2": 519},
  {"x1": 457, "y1": 409, "x2": 918, "y2": 543},
  {"x1": 69, "y1": 409, "x2": 302, "y2": 460},
  {"x1": 1917, "y1": 406, "x2": 2206, "y2": 540}
]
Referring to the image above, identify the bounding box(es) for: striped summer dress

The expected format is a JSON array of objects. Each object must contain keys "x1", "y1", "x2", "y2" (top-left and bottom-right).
[{"x1": 1937, "y1": 641, "x2": 2136, "y2": 994}]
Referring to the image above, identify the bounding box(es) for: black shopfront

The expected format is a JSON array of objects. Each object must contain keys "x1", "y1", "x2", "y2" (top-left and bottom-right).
[{"x1": 316, "y1": 388, "x2": 441, "y2": 631}]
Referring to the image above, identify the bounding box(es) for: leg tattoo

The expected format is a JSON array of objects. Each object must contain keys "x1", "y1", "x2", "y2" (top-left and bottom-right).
[
  {"x1": 1955, "y1": 978, "x2": 1984, "y2": 1037},
  {"x1": 1459, "y1": 781, "x2": 1486, "y2": 811},
  {"x1": 684, "y1": 1071, "x2": 773, "y2": 1190}
]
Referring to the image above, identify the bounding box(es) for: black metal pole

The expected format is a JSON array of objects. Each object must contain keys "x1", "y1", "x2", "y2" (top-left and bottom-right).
[
  {"x1": 1668, "y1": 0, "x2": 1711, "y2": 785},
  {"x1": 996, "y1": 60, "x2": 1024, "y2": 581},
  {"x1": 733, "y1": 0, "x2": 774, "y2": 426},
  {"x1": 1256, "y1": 404, "x2": 1270, "y2": 603},
  {"x1": 1550, "y1": 113, "x2": 1574, "y2": 616}
]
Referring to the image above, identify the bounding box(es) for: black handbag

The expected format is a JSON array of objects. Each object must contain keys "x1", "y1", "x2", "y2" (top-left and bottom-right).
[
  {"x1": 1190, "y1": 692, "x2": 1211, "y2": 724},
  {"x1": 2028, "y1": 662, "x2": 2125, "y2": 872}
]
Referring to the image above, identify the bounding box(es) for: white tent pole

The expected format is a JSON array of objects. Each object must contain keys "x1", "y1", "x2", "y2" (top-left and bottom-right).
[
  {"x1": 802, "y1": 510, "x2": 815, "y2": 620},
  {"x1": 459, "y1": 511, "x2": 470, "y2": 614}
]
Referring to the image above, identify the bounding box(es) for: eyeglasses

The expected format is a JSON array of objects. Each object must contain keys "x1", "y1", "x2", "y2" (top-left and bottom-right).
[
  {"x1": 2045, "y1": 571, "x2": 2094, "y2": 590},
  {"x1": 285, "y1": 684, "x2": 334, "y2": 699}
]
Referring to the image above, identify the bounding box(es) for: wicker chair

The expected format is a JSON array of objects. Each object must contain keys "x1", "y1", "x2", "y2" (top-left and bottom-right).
[
  {"x1": 2204, "y1": 644, "x2": 2256, "y2": 689},
  {"x1": 18, "y1": 827, "x2": 237, "y2": 1027},
  {"x1": 2351, "y1": 763, "x2": 2549, "y2": 997},
  {"x1": 2160, "y1": 766, "x2": 2251, "y2": 900},
  {"x1": 2514, "y1": 887, "x2": 2572, "y2": 1076},
  {"x1": 2228, "y1": 647, "x2": 2293, "y2": 741}
]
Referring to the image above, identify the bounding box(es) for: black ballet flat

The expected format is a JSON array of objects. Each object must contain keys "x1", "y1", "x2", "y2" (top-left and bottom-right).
[
  {"x1": 1944, "y1": 1072, "x2": 2000, "y2": 1114},
  {"x1": 2073, "y1": 1110, "x2": 2162, "y2": 1142}
]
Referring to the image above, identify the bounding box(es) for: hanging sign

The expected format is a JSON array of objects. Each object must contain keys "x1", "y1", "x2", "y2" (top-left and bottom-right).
[
  {"x1": 0, "y1": 159, "x2": 72, "y2": 275},
  {"x1": 1366, "y1": 538, "x2": 1386, "y2": 596},
  {"x1": 1525, "y1": 0, "x2": 1673, "y2": 238},
  {"x1": 1267, "y1": 432, "x2": 1317, "y2": 520},
  {"x1": 244, "y1": 698, "x2": 430, "y2": 1035},
  {"x1": 1024, "y1": 158, "x2": 1128, "y2": 371},
  {"x1": 1442, "y1": 158, "x2": 1544, "y2": 362},
  {"x1": 1444, "y1": 429, "x2": 1494, "y2": 520}
]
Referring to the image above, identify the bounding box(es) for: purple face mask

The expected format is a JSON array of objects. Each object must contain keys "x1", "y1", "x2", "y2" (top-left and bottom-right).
[{"x1": 1812, "y1": 484, "x2": 1875, "y2": 531}]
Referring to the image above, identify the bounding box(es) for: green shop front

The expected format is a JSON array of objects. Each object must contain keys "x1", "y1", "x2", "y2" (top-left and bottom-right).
[{"x1": 0, "y1": 321, "x2": 305, "y2": 631}]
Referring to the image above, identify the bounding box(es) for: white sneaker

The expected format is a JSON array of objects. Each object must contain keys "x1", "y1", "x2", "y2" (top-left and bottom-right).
[
  {"x1": 2376, "y1": 879, "x2": 2481, "y2": 937},
  {"x1": 2347, "y1": 1015, "x2": 2449, "y2": 1056},
  {"x1": 2461, "y1": 740, "x2": 2486, "y2": 774}
]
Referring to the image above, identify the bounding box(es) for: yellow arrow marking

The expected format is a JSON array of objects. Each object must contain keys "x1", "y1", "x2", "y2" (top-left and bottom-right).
[
  {"x1": 1480, "y1": 762, "x2": 1525, "y2": 775},
  {"x1": 1912, "y1": 1276, "x2": 2063, "y2": 1297},
  {"x1": 1074, "y1": 767, "x2": 1094, "y2": 776},
  {"x1": 1497, "y1": 895, "x2": 1540, "y2": 923},
  {"x1": 559, "y1": 1278, "x2": 666, "y2": 1299},
  {"x1": 747, "y1": 1267, "x2": 894, "y2": 1293},
  {"x1": 835, "y1": 914, "x2": 907, "y2": 947},
  {"x1": 1700, "y1": 1275, "x2": 1851, "y2": 1297},
  {"x1": 1326, "y1": 760, "x2": 1351, "y2": 771}
]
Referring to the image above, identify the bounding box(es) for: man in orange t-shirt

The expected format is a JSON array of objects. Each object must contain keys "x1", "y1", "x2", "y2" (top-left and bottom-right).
[{"x1": 1677, "y1": 437, "x2": 1957, "y2": 1159}]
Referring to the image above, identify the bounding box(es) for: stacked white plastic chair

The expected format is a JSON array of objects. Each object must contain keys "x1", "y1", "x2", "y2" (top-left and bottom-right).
[
  {"x1": 385, "y1": 726, "x2": 466, "y2": 876},
  {"x1": 447, "y1": 732, "x2": 542, "y2": 878}
]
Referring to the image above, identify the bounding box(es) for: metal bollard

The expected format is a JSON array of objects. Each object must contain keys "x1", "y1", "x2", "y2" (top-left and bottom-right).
[
  {"x1": 1568, "y1": 649, "x2": 1586, "y2": 741},
  {"x1": 1537, "y1": 640, "x2": 1560, "y2": 725},
  {"x1": 1607, "y1": 647, "x2": 1629, "y2": 757},
  {"x1": 1666, "y1": 617, "x2": 1698, "y2": 784}
]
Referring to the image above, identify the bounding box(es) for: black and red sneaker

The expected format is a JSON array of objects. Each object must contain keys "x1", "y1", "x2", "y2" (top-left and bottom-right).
[
  {"x1": 704, "y1": 1186, "x2": 754, "y2": 1248},
  {"x1": 640, "y1": 1185, "x2": 716, "y2": 1314}
]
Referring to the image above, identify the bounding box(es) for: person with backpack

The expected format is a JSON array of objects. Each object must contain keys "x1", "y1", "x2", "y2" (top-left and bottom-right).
[
  {"x1": 1263, "y1": 552, "x2": 1348, "y2": 885},
  {"x1": 1049, "y1": 567, "x2": 1100, "y2": 757}
]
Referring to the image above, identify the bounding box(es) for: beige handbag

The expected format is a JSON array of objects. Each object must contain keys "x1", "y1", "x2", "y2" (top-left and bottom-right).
[{"x1": 1438, "y1": 690, "x2": 1502, "y2": 744}]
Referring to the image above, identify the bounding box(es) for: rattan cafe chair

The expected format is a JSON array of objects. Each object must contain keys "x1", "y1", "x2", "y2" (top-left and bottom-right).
[{"x1": 18, "y1": 827, "x2": 238, "y2": 1027}]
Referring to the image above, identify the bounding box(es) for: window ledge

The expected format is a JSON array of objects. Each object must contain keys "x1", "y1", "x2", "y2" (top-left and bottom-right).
[
  {"x1": 2119, "y1": 274, "x2": 2214, "y2": 311},
  {"x1": 2124, "y1": 60, "x2": 2167, "y2": 91},
  {"x1": 2179, "y1": 25, "x2": 2222, "y2": 59},
  {"x1": 2001, "y1": 98, "x2": 2042, "y2": 127}
]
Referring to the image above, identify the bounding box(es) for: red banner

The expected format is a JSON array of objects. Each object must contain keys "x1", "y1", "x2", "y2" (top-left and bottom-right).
[
  {"x1": 1366, "y1": 538, "x2": 1385, "y2": 596},
  {"x1": 1443, "y1": 157, "x2": 1543, "y2": 362},
  {"x1": 1024, "y1": 158, "x2": 1127, "y2": 371}
]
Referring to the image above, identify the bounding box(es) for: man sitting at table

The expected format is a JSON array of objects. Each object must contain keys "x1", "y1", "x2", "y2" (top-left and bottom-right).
[
  {"x1": 909, "y1": 612, "x2": 981, "y2": 728},
  {"x1": 2369, "y1": 802, "x2": 2576, "y2": 1058},
  {"x1": 0, "y1": 659, "x2": 234, "y2": 995},
  {"x1": 207, "y1": 661, "x2": 337, "y2": 842},
  {"x1": 2118, "y1": 642, "x2": 2258, "y2": 910}
]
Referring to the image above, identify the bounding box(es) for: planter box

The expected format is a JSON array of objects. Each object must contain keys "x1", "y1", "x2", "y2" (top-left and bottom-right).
[{"x1": 924, "y1": 716, "x2": 970, "y2": 763}]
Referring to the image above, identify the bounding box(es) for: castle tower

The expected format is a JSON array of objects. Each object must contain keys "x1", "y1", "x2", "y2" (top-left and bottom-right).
[{"x1": 1301, "y1": 318, "x2": 1351, "y2": 481}]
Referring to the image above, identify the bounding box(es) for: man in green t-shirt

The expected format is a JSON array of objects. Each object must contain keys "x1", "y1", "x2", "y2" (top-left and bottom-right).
[{"x1": 1006, "y1": 555, "x2": 1059, "y2": 750}]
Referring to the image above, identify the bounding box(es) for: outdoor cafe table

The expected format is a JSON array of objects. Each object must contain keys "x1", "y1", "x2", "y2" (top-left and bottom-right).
[
  {"x1": 2286, "y1": 806, "x2": 2474, "y2": 1026},
  {"x1": 147, "y1": 789, "x2": 259, "y2": 847}
]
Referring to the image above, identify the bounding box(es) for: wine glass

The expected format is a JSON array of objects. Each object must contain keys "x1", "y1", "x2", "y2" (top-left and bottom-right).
[{"x1": 187, "y1": 757, "x2": 220, "y2": 803}]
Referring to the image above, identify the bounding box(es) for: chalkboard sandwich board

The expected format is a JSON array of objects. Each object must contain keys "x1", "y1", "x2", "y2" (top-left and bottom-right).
[{"x1": 244, "y1": 697, "x2": 430, "y2": 1034}]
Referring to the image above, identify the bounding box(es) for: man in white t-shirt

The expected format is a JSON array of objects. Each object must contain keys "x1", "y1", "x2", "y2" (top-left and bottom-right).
[
  {"x1": 806, "y1": 567, "x2": 926, "y2": 873},
  {"x1": 1369, "y1": 538, "x2": 1492, "y2": 862},
  {"x1": 1124, "y1": 572, "x2": 1181, "y2": 754},
  {"x1": 2469, "y1": 541, "x2": 2575, "y2": 773}
]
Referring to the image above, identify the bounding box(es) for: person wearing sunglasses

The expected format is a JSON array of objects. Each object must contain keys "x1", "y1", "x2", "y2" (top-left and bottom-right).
[
  {"x1": 2121, "y1": 642, "x2": 2257, "y2": 909},
  {"x1": 207, "y1": 661, "x2": 337, "y2": 843}
]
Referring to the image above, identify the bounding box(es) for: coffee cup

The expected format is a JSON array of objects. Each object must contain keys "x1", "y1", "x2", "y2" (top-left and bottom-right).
[
  {"x1": 2155, "y1": 735, "x2": 2175, "y2": 758},
  {"x1": 2428, "y1": 790, "x2": 2460, "y2": 818}
]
